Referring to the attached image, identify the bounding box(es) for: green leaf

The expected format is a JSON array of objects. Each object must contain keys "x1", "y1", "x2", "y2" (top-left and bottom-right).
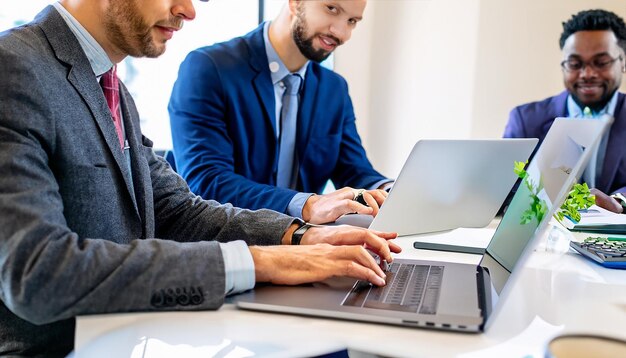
[
  {"x1": 553, "y1": 182, "x2": 595, "y2": 224},
  {"x1": 555, "y1": 211, "x2": 565, "y2": 221},
  {"x1": 520, "y1": 209, "x2": 534, "y2": 224},
  {"x1": 513, "y1": 161, "x2": 549, "y2": 226},
  {"x1": 514, "y1": 160, "x2": 528, "y2": 179}
]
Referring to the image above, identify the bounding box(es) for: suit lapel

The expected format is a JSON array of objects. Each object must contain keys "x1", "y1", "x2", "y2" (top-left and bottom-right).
[
  {"x1": 554, "y1": 91, "x2": 569, "y2": 117},
  {"x1": 598, "y1": 93, "x2": 626, "y2": 193},
  {"x1": 246, "y1": 25, "x2": 278, "y2": 143},
  {"x1": 65, "y1": 72, "x2": 138, "y2": 210},
  {"x1": 297, "y1": 64, "x2": 319, "y2": 160},
  {"x1": 252, "y1": 72, "x2": 278, "y2": 139},
  {"x1": 38, "y1": 6, "x2": 139, "y2": 214},
  {"x1": 543, "y1": 91, "x2": 569, "y2": 136},
  {"x1": 119, "y1": 87, "x2": 147, "y2": 224}
]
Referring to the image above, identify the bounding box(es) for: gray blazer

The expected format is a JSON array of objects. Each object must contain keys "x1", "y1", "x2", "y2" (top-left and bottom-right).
[{"x1": 0, "y1": 6, "x2": 295, "y2": 356}]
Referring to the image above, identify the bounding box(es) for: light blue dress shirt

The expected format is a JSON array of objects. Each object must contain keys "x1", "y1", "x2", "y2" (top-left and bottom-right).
[
  {"x1": 52, "y1": 2, "x2": 254, "y2": 295},
  {"x1": 567, "y1": 91, "x2": 617, "y2": 188}
]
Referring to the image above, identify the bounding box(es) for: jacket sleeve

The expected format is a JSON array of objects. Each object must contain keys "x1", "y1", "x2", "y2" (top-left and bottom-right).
[
  {"x1": 503, "y1": 106, "x2": 527, "y2": 138},
  {"x1": 329, "y1": 78, "x2": 388, "y2": 189},
  {"x1": 143, "y1": 134, "x2": 296, "y2": 245},
  {"x1": 169, "y1": 49, "x2": 298, "y2": 213}
]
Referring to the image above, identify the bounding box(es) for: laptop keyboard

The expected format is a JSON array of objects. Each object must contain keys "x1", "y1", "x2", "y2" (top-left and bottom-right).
[
  {"x1": 570, "y1": 238, "x2": 626, "y2": 269},
  {"x1": 342, "y1": 263, "x2": 444, "y2": 314}
]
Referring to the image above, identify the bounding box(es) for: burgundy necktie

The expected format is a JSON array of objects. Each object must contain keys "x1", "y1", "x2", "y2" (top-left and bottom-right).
[{"x1": 100, "y1": 66, "x2": 125, "y2": 150}]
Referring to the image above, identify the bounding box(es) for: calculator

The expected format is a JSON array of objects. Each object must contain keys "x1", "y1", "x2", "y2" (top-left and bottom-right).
[{"x1": 570, "y1": 237, "x2": 626, "y2": 269}]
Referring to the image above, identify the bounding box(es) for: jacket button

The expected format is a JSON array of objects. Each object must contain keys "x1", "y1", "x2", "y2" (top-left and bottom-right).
[
  {"x1": 150, "y1": 291, "x2": 164, "y2": 307},
  {"x1": 176, "y1": 287, "x2": 190, "y2": 306},
  {"x1": 189, "y1": 286, "x2": 204, "y2": 305},
  {"x1": 164, "y1": 288, "x2": 176, "y2": 307}
]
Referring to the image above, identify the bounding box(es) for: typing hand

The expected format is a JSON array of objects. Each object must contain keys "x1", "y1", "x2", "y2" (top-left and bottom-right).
[
  {"x1": 302, "y1": 187, "x2": 388, "y2": 224},
  {"x1": 249, "y1": 245, "x2": 388, "y2": 286},
  {"x1": 298, "y1": 224, "x2": 401, "y2": 264}
]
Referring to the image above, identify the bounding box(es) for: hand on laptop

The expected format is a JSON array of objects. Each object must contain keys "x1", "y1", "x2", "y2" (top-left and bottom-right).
[
  {"x1": 591, "y1": 188, "x2": 624, "y2": 214},
  {"x1": 302, "y1": 187, "x2": 388, "y2": 224},
  {"x1": 298, "y1": 225, "x2": 401, "y2": 264},
  {"x1": 249, "y1": 245, "x2": 387, "y2": 286}
]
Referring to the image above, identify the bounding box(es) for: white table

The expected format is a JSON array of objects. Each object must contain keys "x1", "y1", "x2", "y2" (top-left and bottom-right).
[{"x1": 74, "y1": 224, "x2": 626, "y2": 357}]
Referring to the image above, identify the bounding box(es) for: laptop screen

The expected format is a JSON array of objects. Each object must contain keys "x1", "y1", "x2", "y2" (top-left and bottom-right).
[{"x1": 480, "y1": 117, "x2": 610, "y2": 294}]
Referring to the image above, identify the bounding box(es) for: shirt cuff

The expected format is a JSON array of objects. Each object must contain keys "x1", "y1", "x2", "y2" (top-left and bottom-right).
[
  {"x1": 287, "y1": 192, "x2": 315, "y2": 218},
  {"x1": 369, "y1": 179, "x2": 394, "y2": 191},
  {"x1": 218, "y1": 240, "x2": 255, "y2": 296}
]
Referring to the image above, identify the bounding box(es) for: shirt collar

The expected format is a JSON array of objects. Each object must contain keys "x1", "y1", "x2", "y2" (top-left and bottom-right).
[
  {"x1": 262, "y1": 21, "x2": 308, "y2": 85},
  {"x1": 52, "y1": 2, "x2": 113, "y2": 77},
  {"x1": 567, "y1": 90, "x2": 619, "y2": 118}
]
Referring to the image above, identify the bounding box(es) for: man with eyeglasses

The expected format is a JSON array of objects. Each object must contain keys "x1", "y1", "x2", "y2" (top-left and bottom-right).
[{"x1": 504, "y1": 9, "x2": 626, "y2": 213}]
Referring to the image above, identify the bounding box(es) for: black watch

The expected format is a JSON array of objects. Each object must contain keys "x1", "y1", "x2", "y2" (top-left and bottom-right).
[{"x1": 291, "y1": 220, "x2": 314, "y2": 245}]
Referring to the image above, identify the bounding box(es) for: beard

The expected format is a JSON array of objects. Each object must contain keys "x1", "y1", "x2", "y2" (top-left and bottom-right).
[
  {"x1": 571, "y1": 84, "x2": 618, "y2": 112},
  {"x1": 291, "y1": 6, "x2": 340, "y2": 63},
  {"x1": 104, "y1": 0, "x2": 182, "y2": 58}
]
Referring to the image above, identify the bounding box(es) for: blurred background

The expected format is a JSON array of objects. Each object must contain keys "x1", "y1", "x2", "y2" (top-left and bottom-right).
[{"x1": 2, "y1": 0, "x2": 625, "y2": 178}]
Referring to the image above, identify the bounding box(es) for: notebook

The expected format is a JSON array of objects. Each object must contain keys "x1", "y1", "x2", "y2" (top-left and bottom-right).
[
  {"x1": 563, "y1": 205, "x2": 626, "y2": 234},
  {"x1": 336, "y1": 139, "x2": 537, "y2": 236},
  {"x1": 235, "y1": 117, "x2": 611, "y2": 332}
]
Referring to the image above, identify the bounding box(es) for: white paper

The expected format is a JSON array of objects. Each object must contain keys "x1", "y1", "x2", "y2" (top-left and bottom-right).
[{"x1": 458, "y1": 316, "x2": 564, "y2": 358}]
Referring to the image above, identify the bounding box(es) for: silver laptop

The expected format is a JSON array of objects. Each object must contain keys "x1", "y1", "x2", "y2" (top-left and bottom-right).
[
  {"x1": 235, "y1": 118, "x2": 611, "y2": 332},
  {"x1": 337, "y1": 139, "x2": 538, "y2": 236}
]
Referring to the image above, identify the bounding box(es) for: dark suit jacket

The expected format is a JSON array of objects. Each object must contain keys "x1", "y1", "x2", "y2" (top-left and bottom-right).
[
  {"x1": 504, "y1": 90, "x2": 626, "y2": 194},
  {"x1": 0, "y1": 7, "x2": 294, "y2": 356},
  {"x1": 169, "y1": 24, "x2": 387, "y2": 213}
]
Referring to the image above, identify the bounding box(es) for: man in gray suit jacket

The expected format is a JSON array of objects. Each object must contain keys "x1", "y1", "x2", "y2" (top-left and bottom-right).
[{"x1": 0, "y1": 0, "x2": 400, "y2": 356}]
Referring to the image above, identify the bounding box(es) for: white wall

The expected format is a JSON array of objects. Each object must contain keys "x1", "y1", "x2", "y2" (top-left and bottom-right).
[{"x1": 335, "y1": 0, "x2": 626, "y2": 179}]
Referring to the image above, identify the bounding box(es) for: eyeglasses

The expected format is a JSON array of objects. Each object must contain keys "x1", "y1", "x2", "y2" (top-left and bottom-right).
[{"x1": 561, "y1": 55, "x2": 623, "y2": 73}]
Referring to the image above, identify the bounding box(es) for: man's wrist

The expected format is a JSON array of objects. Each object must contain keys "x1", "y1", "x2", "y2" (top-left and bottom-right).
[
  {"x1": 291, "y1": 219, "x2": 315, "y2": 245},
  {"x1": 287, "y1": 192, "x2": 314, "y2": 218},
  {"x1": 301, "y1": 194, "x2": 317, "y2": 222}
]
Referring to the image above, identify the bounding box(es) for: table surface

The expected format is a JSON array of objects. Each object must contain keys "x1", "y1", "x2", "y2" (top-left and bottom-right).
[{"x1": 74, "y1": 222, "x2": 626, "y2": 358}]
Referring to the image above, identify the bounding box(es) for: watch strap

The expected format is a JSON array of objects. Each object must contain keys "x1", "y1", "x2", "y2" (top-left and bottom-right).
[{"x1": 291, "y1": 221, "x2": 314, "y2": 245}]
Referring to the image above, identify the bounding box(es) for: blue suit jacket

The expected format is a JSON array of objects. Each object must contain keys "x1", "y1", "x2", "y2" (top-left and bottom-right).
[
  {"x1": 169, "y1": 24, "x2": 386, "y2": 213},
  {"x1": 504, "y1": 90, "x2": 626, "y2": 194}
]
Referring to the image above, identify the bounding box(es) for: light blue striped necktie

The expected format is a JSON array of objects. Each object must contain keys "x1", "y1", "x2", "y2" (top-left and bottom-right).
[{"x1": 277, "y1": 73, "x2": 302, "y2": 189}]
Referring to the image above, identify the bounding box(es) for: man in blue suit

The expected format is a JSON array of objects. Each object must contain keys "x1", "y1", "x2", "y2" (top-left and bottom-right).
[
  {"x1": 169, "y1": 0, "x2": 392, "y2": 224},
  {"x1": 504, "y1": 9, "x2": 626, "y2": 213}
]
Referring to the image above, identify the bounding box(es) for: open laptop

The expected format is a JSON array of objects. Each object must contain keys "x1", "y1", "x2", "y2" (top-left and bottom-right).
[
  {"x1": 235, "y1": 117, "x2": 611, "y2": 332},
  {"x1": 336, "y1": 139, "x2": 537, "y2": 236}
]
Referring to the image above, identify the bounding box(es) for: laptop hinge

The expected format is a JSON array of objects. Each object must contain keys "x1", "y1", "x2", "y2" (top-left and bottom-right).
[{"x1": 476, "y1": 266, "x2": 493, "y2": 331}]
